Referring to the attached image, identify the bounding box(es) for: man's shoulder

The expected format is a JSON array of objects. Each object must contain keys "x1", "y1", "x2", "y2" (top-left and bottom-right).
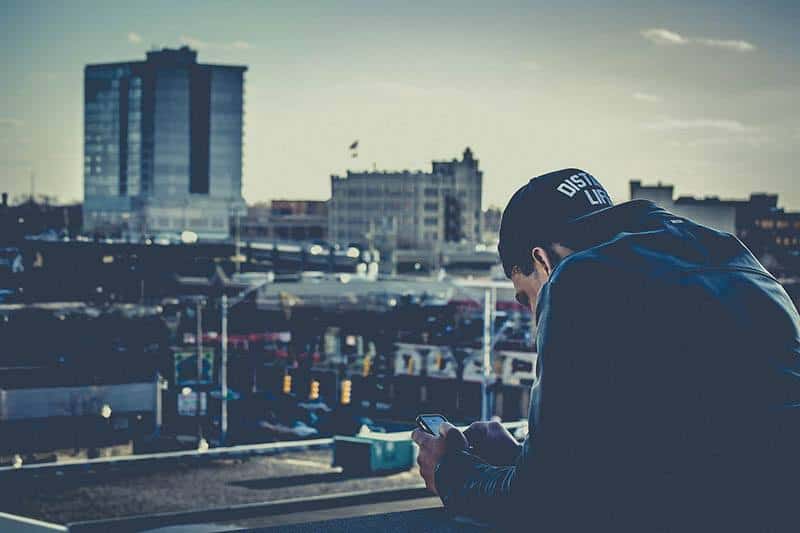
[
  {"x1": 543, "y1": 243, "x2": 646, "y2": 312},
  {"x1": 549, "y1": 247, "x2": 613, "y2": 291}
]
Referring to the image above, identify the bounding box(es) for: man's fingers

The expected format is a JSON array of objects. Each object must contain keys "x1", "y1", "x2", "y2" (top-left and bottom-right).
[
  {"x1": 463, "y1": 421, "x2": 484, "y2": 440},
  {"x1": 438, "y1": 421, "x2": 455, "y2": 437},
  {"x1": 411, "y1": 428, "x2": 432, "y2": 446},
  {"x1": 440, "y1": 422, "x2": 468, "y2": 451}
]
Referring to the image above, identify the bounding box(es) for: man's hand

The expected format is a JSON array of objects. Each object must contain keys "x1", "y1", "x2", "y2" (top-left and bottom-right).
[
  {"x1": 411, "y1": 422, "x2": 467, "y2": 495},
  {"x1": 463, "y1": 419, "x2": 521, "y2": 466}
]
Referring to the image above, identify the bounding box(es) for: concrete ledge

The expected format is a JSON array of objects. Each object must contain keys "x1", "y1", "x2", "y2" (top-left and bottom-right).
[
  {"x1": 0, "y1": 512, "x2": 67, "y2": 533},
  {"x1": 248, "y1": 507, "x2": 487, "y2": 533},
  {"x1": 67, "y1": 486, "x2": 431, "y2": 533},
  {"x1": 0, "y1": 438, "x2": 333, "y2": 477}
]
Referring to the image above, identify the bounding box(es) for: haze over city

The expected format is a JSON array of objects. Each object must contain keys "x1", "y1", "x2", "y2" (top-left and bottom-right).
[{"x1": 1, "y1": 0, "x2": 799, "y2": 208}]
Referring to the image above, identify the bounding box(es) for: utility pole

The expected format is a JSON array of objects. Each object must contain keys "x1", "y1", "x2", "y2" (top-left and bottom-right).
[
  {"x1": 196, "y1": 299, "x2": 204, "y2": 437},
  {"x1": 215, "y1": 278, "x2": 269, "y2": 447},
  {"x1": 235, "y1": 209, "x2": 241, "y2": 274},
  {"x1": 220, "y1": 293, "x2": 228, "y2": 444},
  {"x1": 481, "y1": 286, "x2": 496, "y2": 421}
]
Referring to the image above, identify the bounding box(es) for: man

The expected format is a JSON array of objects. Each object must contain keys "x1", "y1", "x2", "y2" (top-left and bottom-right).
[{"x1": 413, "y1": 169, "x2": 800, "y2": 531}]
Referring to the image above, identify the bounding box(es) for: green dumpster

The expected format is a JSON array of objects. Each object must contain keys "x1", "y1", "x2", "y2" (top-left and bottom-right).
[{"x1": 333, "y1": 432, "x2": 416, "y2": 475}]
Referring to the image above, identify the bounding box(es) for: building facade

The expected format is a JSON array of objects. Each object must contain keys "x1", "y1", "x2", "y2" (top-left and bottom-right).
[
  {"x1": 240, "y1": 200, "x2": 328, "y2": 241},
  {"x1": 630, "y1": 181, "x2": 737, "y2": 234},
  {"x1": 329, "y1": 148, "x2": 483, "y2": 250},
  {"x1": 83, "y1": 47, "x2": 246, "y2": 239},
  {"x1": 0, "y1": 193, "x2": 83, "y2": 243},
  {"x1": 630, "y1": 180, "x2": 800, "y2": 262},
  {"x1": 482, "y1": 207, "x2": 502, "y2": 245}
]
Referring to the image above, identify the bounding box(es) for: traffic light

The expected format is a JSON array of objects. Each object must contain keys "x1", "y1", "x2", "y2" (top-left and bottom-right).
[
  {"x1": 282, "y1": 374, "x2": 292, "y2": 394},
  {"x1": 362, "y1": 356, "x2": 372, "y2": 377},
  {"x1": 341, "y1": 379, "x2": 352, "y2": 405},
  {"x1": 309, "y1": 379, "x2": 320, "y2": 400}
]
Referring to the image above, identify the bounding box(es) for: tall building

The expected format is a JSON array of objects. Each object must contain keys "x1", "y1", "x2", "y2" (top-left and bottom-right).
[
  {"x1": 83, "y1": 47, "x2": 246, "y2": 239},
  {"x1": 329, "y1": 148, "x2": 483, "y2": 250}
]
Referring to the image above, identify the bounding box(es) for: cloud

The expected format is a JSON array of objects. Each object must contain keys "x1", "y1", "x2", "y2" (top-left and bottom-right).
[
  {"x1": 640, "y1": 28, "x2": 755, "y2": 52},
  {"x1": 128, "y1": 32, "x2": 142, "y2": 44},
  {"x1": 180, "y1": 35, "x2": 208, "y2": 49},
  {"x1": 641, "y1": 28, "x2": 689, "y2": 46},
  {"x1": 694, "y1": 38, "x2": 756, "y2": 52},
  {"x1": 633, "y1": 92, "x2": 662, "y2": 103},
  {"x1": 645, "y1": 117, "x2": 770, "y2": 148},
  {"x1": 645, "y1": 118, "x2": 757, "y2": 133},
  {"x1": 686, "y1": 135, "x2": 771, "y2": 148},
  {"x1": 180, "y1": 35, "x2": 253, "y2": 51},
  {"x1": 0, "y1": 118, "x2": 23, "y2": 128}
]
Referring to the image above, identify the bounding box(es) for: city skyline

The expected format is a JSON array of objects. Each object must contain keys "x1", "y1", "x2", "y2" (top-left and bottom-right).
[{"x1": 2, "y1": 1, "x2": 800, "y2": 210}]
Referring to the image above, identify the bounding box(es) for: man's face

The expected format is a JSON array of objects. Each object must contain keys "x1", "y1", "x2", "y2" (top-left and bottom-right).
[
  {"x1": 509, "y1": 245, "x2": 569, "y2": 314},
  {"x1": 511, "y1": 265, "x2": 549, "y2": 314}
]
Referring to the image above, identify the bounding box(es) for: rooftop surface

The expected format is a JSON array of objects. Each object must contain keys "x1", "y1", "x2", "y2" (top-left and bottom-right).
[{"x1": 1, "y1": 448, "x2": 427, "y2": 527}]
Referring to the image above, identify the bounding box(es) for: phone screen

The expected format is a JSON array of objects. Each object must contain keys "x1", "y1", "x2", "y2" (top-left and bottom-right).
[{"x1": 418, "y1": 414, "x2": 447, "y2": 436}]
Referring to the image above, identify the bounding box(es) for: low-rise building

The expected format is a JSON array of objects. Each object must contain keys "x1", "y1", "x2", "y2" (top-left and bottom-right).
[
  {"x1": 482, "y1": 207, "x2": 502, "y2": 245},
  {"x1": 329, "y1": 148, "x2": 483, "y2": 250},
  {"x1": 239, "y1": 200, "x2": 328, "y2": 242}
]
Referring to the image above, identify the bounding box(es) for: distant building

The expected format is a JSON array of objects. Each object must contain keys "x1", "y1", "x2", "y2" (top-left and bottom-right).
[
  {"x1": 83, "y1": 47, "x2": 246, "y2": 239},
  {"x1": 482, "y1": 207, "x2": 502, "y2": 245},
  {"x1": 630, "y1": 180, "x2": 800, "y2": 263},
  {"x1": 329, "y1": 148, "x2": 483, "y2": 250},
  {"x1": 239, "y1": 200, "x2": 328, "y2": 241},
  {"x1": 0, "y1": 193, "x2": 82, "y2": 242},
  {"x1": 630, "y1": 181, "x2": 737, "y2": 234}
]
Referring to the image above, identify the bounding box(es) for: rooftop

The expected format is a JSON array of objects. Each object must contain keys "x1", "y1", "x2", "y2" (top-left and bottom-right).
[{"x1": 1, "y1": 446, "x2": 433, "y2": 529}]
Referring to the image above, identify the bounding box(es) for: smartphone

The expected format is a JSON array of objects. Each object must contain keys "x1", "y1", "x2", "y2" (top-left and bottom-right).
[{"x1": 416, "y1": 413, "x2": 448, "y2": 436}]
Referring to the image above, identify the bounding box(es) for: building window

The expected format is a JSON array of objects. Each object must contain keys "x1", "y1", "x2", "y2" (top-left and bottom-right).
[
  {"x1": 424, "y1": 188, "x2": 438, "y2": 198},
  {"x1": 424, "y1": 217, "x2": 438, "y2": 226},
  {"x1": 424, "y1": 202, "x2": 438, "y2": 211}
]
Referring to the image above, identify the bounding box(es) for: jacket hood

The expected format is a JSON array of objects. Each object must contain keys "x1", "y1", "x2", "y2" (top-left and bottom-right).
[{"x1": 561, "y1": 199, "x2": 773, "y2": 278}]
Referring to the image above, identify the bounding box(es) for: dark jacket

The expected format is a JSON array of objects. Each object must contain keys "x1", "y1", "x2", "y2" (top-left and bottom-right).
[{"x1": 435, "y1": 200, "x2": 800, "y2": 531}]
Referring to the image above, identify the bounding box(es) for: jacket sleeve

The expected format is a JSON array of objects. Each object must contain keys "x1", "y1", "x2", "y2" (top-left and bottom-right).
[{"x1": 434, "y1": 265, "x2": 603, "y2": 525}]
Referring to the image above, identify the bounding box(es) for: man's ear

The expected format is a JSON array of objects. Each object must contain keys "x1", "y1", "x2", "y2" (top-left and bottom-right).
[{"x1": 531, "y1": 246, "x2": 554, "y2": 276}]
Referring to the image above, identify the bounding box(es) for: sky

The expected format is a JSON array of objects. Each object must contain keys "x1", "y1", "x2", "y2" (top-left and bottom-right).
[{"x1": 1, "y1": 0, "x2": 799, "y2": 210}]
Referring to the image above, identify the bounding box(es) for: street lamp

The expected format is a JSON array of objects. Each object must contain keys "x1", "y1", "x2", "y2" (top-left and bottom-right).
[{"x1": 215, "y1": 275, "x2": 272, "y2": 445}]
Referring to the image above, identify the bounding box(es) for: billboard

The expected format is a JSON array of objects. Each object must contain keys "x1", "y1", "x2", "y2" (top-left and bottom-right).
[{"x1": 174, "y1": 349, "x2": 215, "y2": 385}]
